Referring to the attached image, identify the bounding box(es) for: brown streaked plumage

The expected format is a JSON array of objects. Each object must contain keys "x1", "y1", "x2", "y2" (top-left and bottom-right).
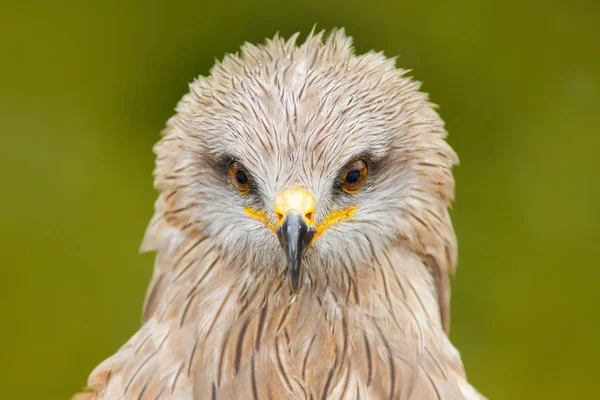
[{"x1": 77, "y1": 29, "x2": 485, "y2": 399}]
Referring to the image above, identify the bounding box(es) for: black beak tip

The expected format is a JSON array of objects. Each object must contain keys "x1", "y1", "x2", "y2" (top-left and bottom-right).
[
  {"x1": 290, "y1": 269, "x2": 301, "y2": 293},
  {"x1": 277, "y1": 212, "x2": 315, "y2": 293}
]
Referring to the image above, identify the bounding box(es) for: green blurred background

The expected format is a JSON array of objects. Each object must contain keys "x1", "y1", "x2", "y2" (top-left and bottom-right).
[{"x1": 1, "y1": 0, "x2": 598, "y2": 399}]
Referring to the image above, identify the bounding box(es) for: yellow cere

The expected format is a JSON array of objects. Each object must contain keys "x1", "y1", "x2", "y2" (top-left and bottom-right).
[
  {"x1": 275, "y1": 186, "x2": 315, "y2": 225},
  {"x1": 313, "y1": 205, "x2": 357, "y2": 242},
  {"x1": 244, "y1": 204, "x2": 357, "y2": 243}
]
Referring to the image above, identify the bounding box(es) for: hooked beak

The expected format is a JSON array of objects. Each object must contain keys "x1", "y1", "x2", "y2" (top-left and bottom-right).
[{"x1": 275, "y1": 186, "x2": 316, "y2": 292}]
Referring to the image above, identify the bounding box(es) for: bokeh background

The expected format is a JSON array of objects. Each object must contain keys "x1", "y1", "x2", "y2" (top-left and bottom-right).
[{"x1": 1, "y1": 1, "x2": 598, "y2": 399}]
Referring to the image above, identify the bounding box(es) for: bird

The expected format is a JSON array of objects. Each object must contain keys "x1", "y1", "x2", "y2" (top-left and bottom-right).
[{"x1": 76, "y1": 29, "x2": 484, "y2": 400}]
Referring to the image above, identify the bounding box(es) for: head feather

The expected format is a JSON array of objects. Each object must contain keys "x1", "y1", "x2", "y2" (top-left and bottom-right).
[{"x1": 142, "y1": 29, "x2": 458, "y2": 330}]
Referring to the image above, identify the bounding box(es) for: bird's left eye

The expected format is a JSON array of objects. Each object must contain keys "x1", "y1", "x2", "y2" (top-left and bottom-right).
[
  {"x1": 229, "y1": 161, "x2": 251, "y2": 194},
  {"x1": 340, "y1": 158, "x2": 369, "y2": 194}
]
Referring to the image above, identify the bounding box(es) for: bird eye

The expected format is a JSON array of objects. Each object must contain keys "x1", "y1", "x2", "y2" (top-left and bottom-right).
[
  {"x1": 229, "y1": 161, "x2": 251, "y2": 194},
  {"x1": 340, "y1": 158, "x2": 368, "y2": 194}
]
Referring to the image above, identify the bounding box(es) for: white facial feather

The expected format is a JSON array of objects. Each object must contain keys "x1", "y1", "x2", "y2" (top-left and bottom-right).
[
  {"x1": 145, "y1": 28, "x2": 458, "y2": 302},
  {"x1": 82, "y1": 30, "x2": 485, "y2": 400}
]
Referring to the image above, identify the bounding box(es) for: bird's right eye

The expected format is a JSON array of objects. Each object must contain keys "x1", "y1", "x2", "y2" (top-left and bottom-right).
[{"x1": 229, "y1": 161, "x2": 251, "y2": 194}]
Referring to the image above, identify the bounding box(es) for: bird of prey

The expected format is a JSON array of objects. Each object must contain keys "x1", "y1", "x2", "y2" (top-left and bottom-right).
[{"x1": 77, "y1": 29, "x2": 484, "y2": 399}]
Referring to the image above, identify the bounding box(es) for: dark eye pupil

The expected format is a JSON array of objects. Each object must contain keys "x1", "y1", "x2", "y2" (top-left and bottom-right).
[
  {"x1": 235, "y1": 170, "x2": 248, "y2": 185},
  {"x1": 346, "y1": 169, "x2": 360, "y2": 184}
]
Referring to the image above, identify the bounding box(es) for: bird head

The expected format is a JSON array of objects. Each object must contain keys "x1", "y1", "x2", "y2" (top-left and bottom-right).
[{"x1": 146, "y1": 30, "x2": 458, "y2": 294}]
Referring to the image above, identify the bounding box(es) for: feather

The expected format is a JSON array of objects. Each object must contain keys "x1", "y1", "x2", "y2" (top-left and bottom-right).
[{"x1": 77, "y1": 29, "x2": 484, "y2": 399}]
